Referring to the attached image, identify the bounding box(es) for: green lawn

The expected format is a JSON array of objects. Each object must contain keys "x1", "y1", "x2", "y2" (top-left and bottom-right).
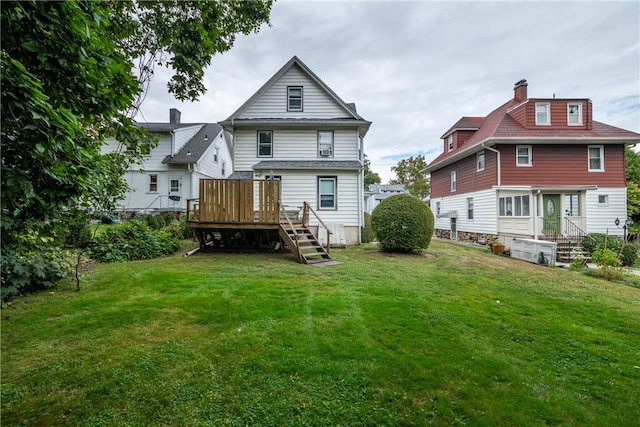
[{"x1": 2, "y1": 240, "x2": 639, "y2": 426}]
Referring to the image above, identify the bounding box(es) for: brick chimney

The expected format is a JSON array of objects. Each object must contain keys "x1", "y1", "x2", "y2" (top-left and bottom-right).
[
  {"x1": 169, "y1": 108, "x2": 181, "y2": 125},
  {"x1": 514, "y1": 79, "x2": 528, "y2": 102}
]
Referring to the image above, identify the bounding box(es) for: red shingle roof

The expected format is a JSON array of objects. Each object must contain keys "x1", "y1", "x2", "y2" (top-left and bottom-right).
[{"x1": 426, "y1": 97, "x2": 640, "y2": 172}]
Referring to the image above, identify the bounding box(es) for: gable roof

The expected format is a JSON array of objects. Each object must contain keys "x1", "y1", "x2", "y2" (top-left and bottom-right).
[
  {"x1": 426, "y1": 97, "x2": 640, "y2": 173},
  {"x1": 220, "y1": 56, "x2": 371, "y2": 134},
  {"x1": 160, "y1": 123, "x2": 224, "y2": 165}
]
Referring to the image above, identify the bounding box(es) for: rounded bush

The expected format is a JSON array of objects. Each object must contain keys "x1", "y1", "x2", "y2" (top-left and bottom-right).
[{"x1": 371, "y1": 194, "x2": 434, "y2": 253}]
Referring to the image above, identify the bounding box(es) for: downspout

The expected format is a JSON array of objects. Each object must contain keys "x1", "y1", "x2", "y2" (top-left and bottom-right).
[
  {"x1": 534, "y1": 190, "x2": 541, "y2": 239},
  {"x1": 482, "y1": 141, "x2": 501, "y2": 237},
  {"x1": 170, "y1": 130, "x2": 175, "y2": 157},
  {"x1": 482, "y1": 141, "x2": 500, "y2": 186}
]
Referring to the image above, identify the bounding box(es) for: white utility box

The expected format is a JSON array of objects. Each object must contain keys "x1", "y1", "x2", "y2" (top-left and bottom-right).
[{"x1": 510, "y1": 238, "x2": 557, "y2": 267}]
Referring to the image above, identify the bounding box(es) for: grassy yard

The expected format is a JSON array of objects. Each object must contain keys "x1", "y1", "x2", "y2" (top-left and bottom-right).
[{"x1": 2, "y1": 240, "x2": 639, "y2": 426}]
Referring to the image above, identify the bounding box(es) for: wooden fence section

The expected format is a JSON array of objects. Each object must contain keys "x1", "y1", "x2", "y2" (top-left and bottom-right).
[{"x1": 197, "y1": 179, "x2": 280, "y2": 223}]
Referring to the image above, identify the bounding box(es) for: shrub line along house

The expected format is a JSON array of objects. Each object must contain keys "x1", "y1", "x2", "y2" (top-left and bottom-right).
[
  {"x1": 186, "y1": 56, "x2": 371, "y2": 263},
  {"x1": 106, "y1": 108, "x2": 233, "y2": 215},
  {"x1": 425, "y1": 79, "x2": 640, "y2": 262}
]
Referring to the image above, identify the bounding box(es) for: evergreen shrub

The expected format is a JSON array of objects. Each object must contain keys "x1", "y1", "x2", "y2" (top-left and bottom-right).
[{"x1": 371, "y1": 194, "x2": 434, "y2": 253}]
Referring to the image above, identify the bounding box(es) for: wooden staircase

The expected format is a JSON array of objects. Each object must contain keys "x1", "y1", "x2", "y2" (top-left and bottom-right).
[
  {"x1": 279, "y1": 223, "x2": 333, "y2": 265},
  {"x1": 278, "y1": 201, "x2": 334, "y2": 265}
]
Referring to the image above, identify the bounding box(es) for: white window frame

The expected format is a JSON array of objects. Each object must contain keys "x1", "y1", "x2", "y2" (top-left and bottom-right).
[
  {"x1": 588, "y1": 145, "x2": 604, "y2": 172},
  {"x1": 221, "y1": 161, "x2": 226, "y2": 176},
  {"x1": 564, "y1": 194, "x2": 580, "y2": 216},
  {"x1": 476, "y1": 150, "x2": 485, "y2": 171},
  {"x1": 287, "y1": 86, "x2": 303, "y2": 112},
  {"x1": 317, "y1": 130, "x2": 334, "y2": 157},
  {"x1": 535, "y1": 102, "x2": 550, "y2": 126},
  {"x1": 435, "y1": 201, "x2": 441, "y2": 216},
  {"x1": 148, "y1": 174, "x2": 158, "y2": 193},
  {"x1": 516, "y1": 145, "x2": 532, "y2": 167},
  {"x1": 318, "y1": 176, "x2": 337, "y2": 210},
  {"x1": 450, "y1": 171, "x2": 457, "y2": 192},
  {"x1": 213, "y1": 146, "x2": 219, "y2": 162},
  {"x1": 467, "y1": 197, "x2": 474, "y2": 220},
  {"x1": 447, "y1": 135, "x2": 453, "y2": 151},
  {"x1": 257, "y1": 130, "x2": 273, "y2": 158},
  {"x1": 598, "y1": 195, "x2": 609, "y2": 207},
  {"x1": 499, "y1": 195, "x2": 530, "y2": 217},
  {"x1": 567, "y1": 103, "x2": 582, "y2": 126}
]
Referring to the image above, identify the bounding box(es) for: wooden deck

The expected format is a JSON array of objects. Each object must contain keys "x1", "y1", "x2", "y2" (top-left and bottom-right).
[{"x1": 186, "y1": 179, "x2": 333, "y2": 264}]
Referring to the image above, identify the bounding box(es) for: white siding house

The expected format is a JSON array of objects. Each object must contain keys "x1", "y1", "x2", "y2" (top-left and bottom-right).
[
  {"x1": 220, "y1": 56, "x2": 371, "y2": 245},
  {"x1": 105, "y1": 109, "x2": 233, "y2": 214}
]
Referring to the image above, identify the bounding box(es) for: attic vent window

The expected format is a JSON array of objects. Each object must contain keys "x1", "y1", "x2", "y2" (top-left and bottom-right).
[{"x1": 288, "y1": 86, "x2": 303, "y2": 111}]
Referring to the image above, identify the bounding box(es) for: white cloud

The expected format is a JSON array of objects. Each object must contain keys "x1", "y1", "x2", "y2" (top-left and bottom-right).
[{"x1": 137, "y1": 0, "x2": 640, "y2": 184}]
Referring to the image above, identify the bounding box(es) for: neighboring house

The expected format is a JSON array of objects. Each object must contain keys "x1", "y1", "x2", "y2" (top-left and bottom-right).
[
  {"x1": 219, "y1": 56, "x2": 371, "y2": 245},
  {"x1": 424, "y1": 79, "x2": 640, "y2": 250},
  {"x1": 106, "y1": 108, "x2": 233, "y2": 214},
  {"x1": 364, "y1": 184, "x2": 409, "y2": 214}
]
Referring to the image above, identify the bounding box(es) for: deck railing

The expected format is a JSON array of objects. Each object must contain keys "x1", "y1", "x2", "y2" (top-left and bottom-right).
[{"x1": 189, "y1": 179, "x2": 281, "y2": 223}]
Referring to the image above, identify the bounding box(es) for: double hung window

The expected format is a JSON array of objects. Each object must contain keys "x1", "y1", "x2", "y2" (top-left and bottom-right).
[
  {"x1": 536, "y1": 102, "x2": 550, "y2": 125},
  {"x1": 318, "y1": 176, "x2": 337, "y2": 209},
  {"x1": 258, "y1": 131, "x2": 273, "y2": 157},
  {"x1": 588, "y1": 145, "x2": 604, "y2": 171},
  {"x1": 288, "y1": 86, "x2": 303, "y2": 111},
  {"x1": 516, "y1": 145, "x2": 532, "y2": 166}
]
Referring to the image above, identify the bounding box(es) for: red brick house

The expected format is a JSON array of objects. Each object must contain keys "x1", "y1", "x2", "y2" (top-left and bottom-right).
[{"x1": 425, "y1": 79, "x2": 640, "y2": 256}]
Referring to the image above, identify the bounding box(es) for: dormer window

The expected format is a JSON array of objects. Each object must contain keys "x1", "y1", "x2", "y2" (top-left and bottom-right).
[
  {"x1": 288, "y1": 86, "x2": 302, "y2": 111},
  {"x1": 535, "y1": 102, "x2": 550, "y2": 125},
  {"x1": 447, "y1": 135, "x2": 453, "y2": 151},
  {"x1": 568, "y1": 103, "x2": 582, "y2": 126}
]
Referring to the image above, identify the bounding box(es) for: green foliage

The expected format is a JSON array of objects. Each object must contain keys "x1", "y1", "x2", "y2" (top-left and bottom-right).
[
  {"x1": 143, "y1": 213, "x2": 166, "y2": 230},
  {"x1": 62, "y1": 210, "x2": 93, "y2": 249},
  {"x1": 1, "y1": 220, "x2": 72, "y2": 301},
  {"x1": 87, "y1": 222, "x2": 178, "y2": 263},
  {"x1": 1, "y1": 0, "x2": 272, "y2": 292},
  {"x1": 371, "y1": 194, "x2": 434, "y2": 253},
  {"x1": 361, "y1": 212, "x2": 376, "y2": 243},
  {"x1": 363, "y1": 154, "x2": 381, "y2": 188},
  {"x1": 389, "y1": 155, "x2": 430, "y2": 199},
  {"x1": 582, "y1": 233, "x2": 638, "y2": 266}
]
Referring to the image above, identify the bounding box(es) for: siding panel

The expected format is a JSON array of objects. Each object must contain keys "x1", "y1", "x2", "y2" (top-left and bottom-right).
[
  {"x1": 241, "y1": 65, "x2": 350, "y2": 119},
  {"x1": 500, "y1": 144, "x2": 625, "y2": 187}
]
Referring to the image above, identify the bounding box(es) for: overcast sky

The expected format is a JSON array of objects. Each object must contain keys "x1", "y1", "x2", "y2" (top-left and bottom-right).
[{"x1": 137, "y1": 0, "x2": 640, "y2": 183}]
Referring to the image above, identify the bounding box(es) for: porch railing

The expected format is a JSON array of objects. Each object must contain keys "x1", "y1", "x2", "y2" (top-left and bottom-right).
[{"x1": 191, "y1": 179, "x2": 281, "y2": 223}]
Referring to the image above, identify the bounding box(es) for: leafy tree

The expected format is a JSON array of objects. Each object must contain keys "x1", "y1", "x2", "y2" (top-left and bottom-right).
[
  {"x1": 363, "y1": 154, "x2": 381, "y2": 188},
  {"x1": 626, "y1": 147, "x2": 640, "y2": 222},
  {"x1": 1, "y1": 0, "x2": 272, "y2": 299},
  {"x1": 389, "y1": 155, "x2": 430, "y2": 199}
]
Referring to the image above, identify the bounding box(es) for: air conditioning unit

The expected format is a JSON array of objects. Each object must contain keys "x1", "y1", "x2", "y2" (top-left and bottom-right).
[{"x1": 319, "y1": 149, "x2": 332, "y2": 157}]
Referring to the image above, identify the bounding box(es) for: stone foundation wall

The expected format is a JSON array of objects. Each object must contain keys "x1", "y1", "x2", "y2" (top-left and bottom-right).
[{"x1": 435, "y1": 228, "x2": 498, "y2": 246}]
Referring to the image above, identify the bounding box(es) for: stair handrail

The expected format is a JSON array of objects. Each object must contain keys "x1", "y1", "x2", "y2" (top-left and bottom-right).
[
  {"x1": 303, "y1": 202, "x2": 333, "y2": 254},
  {"x1": 278, "y1": 202, "x2": 302, "y2": 262},
  {"x1": 563, "y1": 217, "x2": 597, "y2": 248}
]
